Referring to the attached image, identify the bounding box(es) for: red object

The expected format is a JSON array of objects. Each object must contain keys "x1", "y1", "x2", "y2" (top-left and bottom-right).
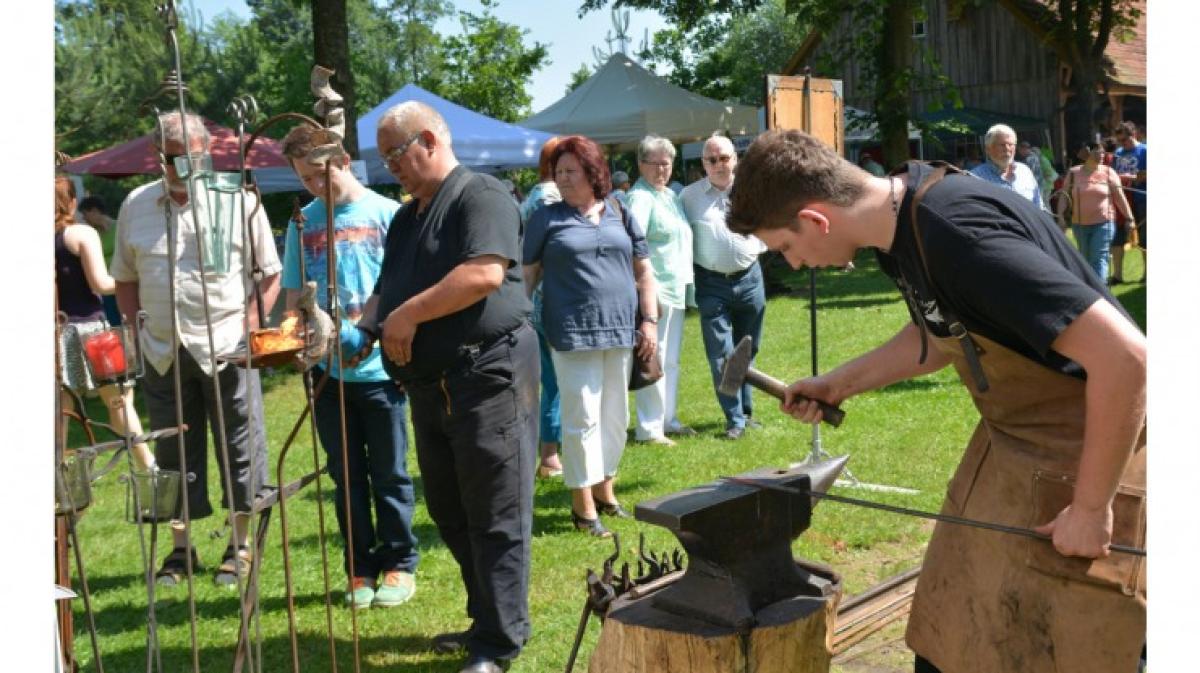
[
  {"x1": 60, "y1": 118, "x2": 288, "y2": 178},
  {"x1": 83, "y1": 330, "x2": 127, "y2": 380}
]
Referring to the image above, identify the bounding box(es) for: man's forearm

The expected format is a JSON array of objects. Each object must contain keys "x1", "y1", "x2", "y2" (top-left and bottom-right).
[
  {"x1": 827, "y1": 323, "x2": 952, "y2": 400},
  {"x1": 390, "y1": 256, "x2": 506, "y2": 326},
  {"x1": 115, "y1": 281, "x2": 140, "y2": 322}
]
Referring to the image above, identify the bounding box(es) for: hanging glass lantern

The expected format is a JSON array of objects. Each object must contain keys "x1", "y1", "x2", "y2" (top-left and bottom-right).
[{"x1": 79, "y1": 324, "x2": 142, "y2": 385}]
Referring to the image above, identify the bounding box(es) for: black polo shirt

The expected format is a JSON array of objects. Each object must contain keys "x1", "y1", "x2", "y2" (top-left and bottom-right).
[
  {"x1": 374, "y1": 165, "x2": 530, "y2": 383},
  {"x1": 875, "y1": 161, "x2": 1134, "y2": 379}
]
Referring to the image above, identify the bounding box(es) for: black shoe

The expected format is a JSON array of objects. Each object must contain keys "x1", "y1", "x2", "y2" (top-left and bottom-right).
[
  {"x1": 432, "y1": 630, "x2": 471, "y2": 654},
  {"x1": 594, "y1": 499, "x2": 630, "y2": 518},
  {"x1": 459, "y1": 656, "x2": 508, "y2": 673},
  {"x1": 571, "y1": 509, "x2": 612, "y2": 538},
  {"x1": 723, "y1": 426, "x2": 745, "y2": 440}
]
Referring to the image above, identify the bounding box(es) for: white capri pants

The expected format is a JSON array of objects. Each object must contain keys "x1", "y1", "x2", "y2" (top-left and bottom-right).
[
  {"x1": 550, "y1": 346, "x2": 634, "y2": 489},
  {"x1": 634, "y1": 303, "x2": 685, "y2": 440}
]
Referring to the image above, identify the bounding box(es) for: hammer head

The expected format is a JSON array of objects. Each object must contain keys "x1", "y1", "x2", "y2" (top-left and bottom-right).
[{"x1": 718, "y1": 335, "x2": 754, "y2": 397}]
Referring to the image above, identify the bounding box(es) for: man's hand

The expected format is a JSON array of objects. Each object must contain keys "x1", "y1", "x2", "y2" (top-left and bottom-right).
[
  {"x1": 381, "y1": 304, "x2": 418, "y2": 366},
  {"x1": 781, "y1": 375, "x2": 842, "y2": 424},
  {"x1": 1033, "y1": 502, "x2": 1114, "y2": 559}
]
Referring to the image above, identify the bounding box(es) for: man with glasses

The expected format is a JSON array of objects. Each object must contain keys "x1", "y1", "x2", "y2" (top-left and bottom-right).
[
  {"x1": 112, "y1": 110, "x2": 280, "y2": 586},
  {"x1": 971, "y1": 124, "x2": 1045, "y2": 209},
  {"x1": 680, "y1": 135, "x2": 767, "y2": 440},
  {"x1": 361, "y1": 101, "x2": 537, "y2": 673}
]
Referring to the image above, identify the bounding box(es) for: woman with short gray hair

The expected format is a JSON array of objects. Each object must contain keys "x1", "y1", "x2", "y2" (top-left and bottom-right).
[{"x1": 627, "y1": 135, "x2": 694, "y2": 445}]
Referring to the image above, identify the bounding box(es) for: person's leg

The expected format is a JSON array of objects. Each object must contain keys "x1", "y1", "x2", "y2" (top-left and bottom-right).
[
  {"x1": 633, "y1": 301, "x2": 668, "y2": 441},
  {"x1": 1072, "y1": 224, "x2": 1103, "y2": 280},
  {"x1": 446, "y1": 328, "x2": 537, "y2": 661},
  {"x1": 536, "y1": 330, "x2": 562, "y2": 473},
  {"x1": 313, "y1": 378, "x2": 378, "y2": 581},
  {"x1": 695, "y1": 274, "x2": 743, "y2": 431},
  {"x1": 1109, "y1": 218, "x2": 1127, "y2": 282},
  {"x1": 599, "y1": 347, "x2": 633, "y2": 487},
  {"x1": 660, "y1": 305, "x2": 687, "y2": 432},
  {"x1": 1093, "y1": 221, "x2": 1115, "y2": 281},
  {"x1": 96, "y1": 383, "x2": 155, "y2": 470},
  {"x1": 360, "y1": 381, "x2": 419, "y2": 575},
  {"x1": 551, "y1": 348, "x2": 606, "y2": 517},
  {"x1": 203, "y1": 359, "x2": 267, "y2": 551},
  {"x1": 141, "y1": 349, "x2": 212, "y2": 551},
  {"x1": 730, "y1": 263, "x2": 767, "y2": 425}
]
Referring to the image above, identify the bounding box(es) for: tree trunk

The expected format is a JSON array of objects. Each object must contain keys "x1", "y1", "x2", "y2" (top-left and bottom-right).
[
  {"x1": 1064, "y1": 64, "x2": 1103, "y2": 153},
  {"x1": 876, "y1": 0, "x2": 913, "y2": 169},
  {"x1": 312, "y1": 0, "x2": 358, "y2": 157}
]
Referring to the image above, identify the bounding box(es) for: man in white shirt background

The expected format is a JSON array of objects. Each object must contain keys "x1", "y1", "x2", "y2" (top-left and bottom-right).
[{"x1": 679, "y1": 135, "x2": 768, "y2": 440}]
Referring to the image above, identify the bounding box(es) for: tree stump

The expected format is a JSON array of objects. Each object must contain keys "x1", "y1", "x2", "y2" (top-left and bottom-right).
[{"x1": 589, "y1": 564, "x2": 839, "y2": 673}]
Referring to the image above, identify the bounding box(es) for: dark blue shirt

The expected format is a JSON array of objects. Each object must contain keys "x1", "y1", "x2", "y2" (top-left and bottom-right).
[{"x1": 523, "y1": 200, "x2": 649, "y2": 352}]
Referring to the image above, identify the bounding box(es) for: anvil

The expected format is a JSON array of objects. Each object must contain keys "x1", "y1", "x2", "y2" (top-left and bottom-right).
[{"x1": 634, "y1": 455, "x2": 847, "y2": 632}]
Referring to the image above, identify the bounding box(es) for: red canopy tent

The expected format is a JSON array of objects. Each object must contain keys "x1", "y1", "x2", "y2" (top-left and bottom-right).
[{"x1": 60, "y1": 117, "x2": 288, "y2": 178}]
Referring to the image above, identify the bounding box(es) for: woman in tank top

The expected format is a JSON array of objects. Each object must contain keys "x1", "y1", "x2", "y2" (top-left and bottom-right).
[
  {"x1": 56, "y1": 176, "x2": 153, "y2": 469},
  {"x1": 1055, "y1": 141, "x2": 1135, "y2": 282}
]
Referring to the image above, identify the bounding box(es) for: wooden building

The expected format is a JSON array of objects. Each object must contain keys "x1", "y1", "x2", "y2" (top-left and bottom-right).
[{"x1": 784, "y1": 0, "x2": 1146, "y2": 166}]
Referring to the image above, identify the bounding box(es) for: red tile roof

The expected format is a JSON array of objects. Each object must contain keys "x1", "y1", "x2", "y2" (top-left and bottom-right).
[{"x1": 1105, "y1": 1, "x2": 1146, "y2": 88}]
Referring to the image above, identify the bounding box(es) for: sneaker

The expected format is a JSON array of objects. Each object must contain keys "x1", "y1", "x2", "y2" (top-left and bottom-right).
[
  {"x1": 665, "y1": 424, "x2": 697, "y2": 438},
  {"x1": 345, "y1": 577, "x2": 375, "y2": 610},
  {"x1": 745, "y1": 418, "x2": 764, "y2": 430},
  {"x1": 723, "y1": 426, "x2": 745, "y2": 441},
  {"x1": 373, "y1": 570, "x2": 416, "y2": 607},
  {"x1": 637, "y1": 435, "x2": 676, "y2": 447}
]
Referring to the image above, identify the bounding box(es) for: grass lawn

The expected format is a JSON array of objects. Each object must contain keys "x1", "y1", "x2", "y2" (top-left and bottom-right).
[{"x1": 63, "y1": 246, "x2": 1145, "y2": 673}]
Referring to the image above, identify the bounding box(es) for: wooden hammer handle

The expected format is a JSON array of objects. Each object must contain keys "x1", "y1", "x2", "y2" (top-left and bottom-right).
[{"x1": 745, "y1": 369, "x2": 846, "y2": 428}]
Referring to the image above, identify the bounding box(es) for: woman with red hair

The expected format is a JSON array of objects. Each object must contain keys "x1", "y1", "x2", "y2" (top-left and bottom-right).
[
  {"x1": 55, "y1": 176, "x2": 153, "y2": 469},
  {"x1": 522, "y1": 135, "x2": 659, "y2": 537}
]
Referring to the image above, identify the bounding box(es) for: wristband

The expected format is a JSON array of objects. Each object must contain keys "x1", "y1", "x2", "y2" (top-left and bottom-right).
[{"x1": 642, "y1": 315, "x2": 659, "y2": 324}]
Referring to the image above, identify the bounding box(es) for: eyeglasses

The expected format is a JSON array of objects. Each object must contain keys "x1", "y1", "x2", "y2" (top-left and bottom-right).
[
  {"x1": 703, "y1": 154, "x2": 732, "y2": 165},
  {"x1": 382, "y1": 133, "x2": 424, "y2": 165},
  {"x1": 640, "y1": 160, "x2": 672, "y2": 168},
  {"x1": 164, "y1": 152, "x2": 211, "y2": 178}
]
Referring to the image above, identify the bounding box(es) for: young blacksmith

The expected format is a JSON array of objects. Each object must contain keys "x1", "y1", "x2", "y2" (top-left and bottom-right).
[
  {"x1": 279, "y1": 124, "x2": 420, "y2": 609},
  {"x1": 727, "y1": 129, "x2": 1146, "y2": 673}
]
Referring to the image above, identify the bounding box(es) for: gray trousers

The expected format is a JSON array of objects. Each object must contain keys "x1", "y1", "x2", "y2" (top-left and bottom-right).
[{"x1": 141, "y1": 346, "x2": 267, "y2": 520}]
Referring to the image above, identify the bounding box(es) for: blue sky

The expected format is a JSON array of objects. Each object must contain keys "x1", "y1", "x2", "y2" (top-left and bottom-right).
[{"x1": 188, "y1": 0, "x2": 670, "y2": 114}]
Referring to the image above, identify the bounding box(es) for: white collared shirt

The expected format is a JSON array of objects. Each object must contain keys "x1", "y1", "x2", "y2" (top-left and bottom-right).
[
  {"x1": 111, "y1": 179, "x2": 281, "y2": 376},
  {"x1": 679, "y1": 177, "x2": 766, "y2": 274}
]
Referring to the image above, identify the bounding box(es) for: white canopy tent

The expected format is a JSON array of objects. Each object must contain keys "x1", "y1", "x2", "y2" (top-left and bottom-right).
[{"x1": 522, "y1": 53, "x2": 761, "y2": 147}]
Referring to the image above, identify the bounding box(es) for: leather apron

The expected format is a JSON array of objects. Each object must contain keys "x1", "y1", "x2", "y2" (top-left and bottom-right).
[{"x1": 904, "y1": 329, "x2": 1146, "y2": 672}]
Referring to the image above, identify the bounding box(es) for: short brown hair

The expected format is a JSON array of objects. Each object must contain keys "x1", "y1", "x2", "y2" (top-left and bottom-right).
[
  {"x1": 536, "y1": 136, "x2": 562, "y2": 182},
  {"x1": 727, "y1": 129, "x2": 866, "y2": 235},
  {"x1": 1115, "y1": 120, "x2": 1138, "y2": 138},
  {"x1": 551, "y1": 135, "x2": 611, "y2": 200},
  {"x1": 280, "y1": 124, "x2": 344, "y2": 164}
]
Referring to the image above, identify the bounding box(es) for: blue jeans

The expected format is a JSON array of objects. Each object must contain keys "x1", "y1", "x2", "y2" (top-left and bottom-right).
[
  {"x1": 1072, "y1": 221, "x2": 1115, "y2": 281},
  {"x1": 694, "y1": 262, "x2": 767, "y2": 430},
  {"x1": 314, "y1": 378, "x2": 419, "y2": 578},
  {"x1": 535, "y1": 328, "x2": 561, "y2": 444}
]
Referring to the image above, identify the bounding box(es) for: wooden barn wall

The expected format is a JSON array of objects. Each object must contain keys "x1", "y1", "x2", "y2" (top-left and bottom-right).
[{"x1": 805, "y1": 1, "x2": 1062, "y2": 149}]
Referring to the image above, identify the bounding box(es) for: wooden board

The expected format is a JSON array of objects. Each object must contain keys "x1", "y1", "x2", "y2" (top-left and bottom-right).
[{"x1": 764, "y1": 74, "x2": 845, "y2": 153}]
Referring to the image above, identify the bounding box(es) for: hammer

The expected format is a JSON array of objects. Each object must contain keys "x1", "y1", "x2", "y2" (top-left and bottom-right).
[{"x1": 719, "y1": 336, "x2": 846, "y2": 427}]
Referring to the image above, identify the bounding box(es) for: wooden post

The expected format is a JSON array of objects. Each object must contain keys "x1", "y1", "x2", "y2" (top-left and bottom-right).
[{"x1": 589, "y1": 563, "x2": 840, "y2": 673}]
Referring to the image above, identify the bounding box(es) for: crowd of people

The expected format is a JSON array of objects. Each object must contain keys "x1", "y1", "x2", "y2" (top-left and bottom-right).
[{"x1": 56, "y1": 105, "x2": 1147, "y2": 672}]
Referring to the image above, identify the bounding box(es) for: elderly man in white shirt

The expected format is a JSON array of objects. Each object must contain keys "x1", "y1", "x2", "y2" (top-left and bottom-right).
[
  {"x1": 679, "y1": 135, "x2": 767, "y2": 440},
  {"x1": 112, "y1": 111, "x2": 281, "y2": 586},
  {"x1": 970, "y1": 124, "x2": 1046, "y2": 209}
]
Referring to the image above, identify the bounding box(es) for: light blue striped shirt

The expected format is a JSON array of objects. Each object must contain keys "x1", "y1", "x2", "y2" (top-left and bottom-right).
[
  {"x1": 971, "y1": 160, "x2": 1046, "y2": 211},
  {"x1": 679, "y1": 177, "x2": 766, "y2": 273}
]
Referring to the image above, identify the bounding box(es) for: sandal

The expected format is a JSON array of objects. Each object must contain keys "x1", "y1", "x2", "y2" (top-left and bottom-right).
[
  {"x1": 537, "y1": 464, "x2": 563, "y2": 479},
  {"x1": 214, "y1": 544, "x2": 252, "y2": 587},
  {"x1": 571, "y1": 510, "x2": 612, "y2": 538},
  {"x1": 155, "y1": 547, "x2": 200, "y2": 587},
  {"x1": 594, "y1": 499, "x2": 630, "y2": 519}
]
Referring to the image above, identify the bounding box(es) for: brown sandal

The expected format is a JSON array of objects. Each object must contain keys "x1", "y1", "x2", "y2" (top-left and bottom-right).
[{"x1": 155, "y1": 547, "x2": 200, "y2": 587}]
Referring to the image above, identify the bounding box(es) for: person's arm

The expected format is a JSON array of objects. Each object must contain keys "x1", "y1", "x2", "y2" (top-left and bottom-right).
[
  {"x1": 633, "y1": 256, "x2": 659, "y2": 359},
  {"x1": 1109, "y1": 168, "x2": 1136, "y2": 222},
  {"x1": 523, "y1": 262, "x2": 542, "y2": 300},
  {"x1": 115, "y1": 281, "x2": 140, "y2": 323},
  {"x1": 781, "y1": 322, "x2": 953, "y2": 423},
  {"x1": 67, "y1": 225, "x2": 117, "y2": 295},
  {"x1": 1032, "y1": 298, "x2": 1145, "y2": 558},
  {"x1": 1055, "y1": 171, "x2": 1072, "y2": 226},
  {"x1": 380, "y1": 255, "x2": 507, "y2": 366},
  {"x1": 247, "y1": 273, "x2": 281, "y2": 331}
]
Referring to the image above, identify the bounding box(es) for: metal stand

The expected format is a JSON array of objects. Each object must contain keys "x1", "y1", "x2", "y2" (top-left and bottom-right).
[{"x1": 793, "y1": 268, "x2": 919, "y2": 495}]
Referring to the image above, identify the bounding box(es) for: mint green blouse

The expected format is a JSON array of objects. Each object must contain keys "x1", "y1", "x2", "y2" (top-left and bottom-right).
[{"x1": 625, "y1": 178, "x2": 693, "y2": 308}]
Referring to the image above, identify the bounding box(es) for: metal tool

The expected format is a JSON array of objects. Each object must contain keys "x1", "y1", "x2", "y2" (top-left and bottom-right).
[
  {"x1": 634, "y1": 456, "x2": 848, "y2": 631},
  {"x1": 719, "y1": 335, "x2": 845, "y2": 427},
  {"x1": 720, "y1": 476, "x2": 1146, "y2": 557}
]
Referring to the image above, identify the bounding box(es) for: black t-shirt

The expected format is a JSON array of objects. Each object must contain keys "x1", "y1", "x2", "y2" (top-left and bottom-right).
[
  {"x1": 875, "y1": 161, "x2": 1134, "y2": 379},
  {"x1": 374, "y1": 165, "x2": 530, "y2": 383}
]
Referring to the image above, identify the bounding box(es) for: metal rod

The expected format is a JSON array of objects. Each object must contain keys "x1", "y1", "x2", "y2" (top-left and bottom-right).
[{"x1": 719, "y1": 476, "x2": 1146, "y2": 557}]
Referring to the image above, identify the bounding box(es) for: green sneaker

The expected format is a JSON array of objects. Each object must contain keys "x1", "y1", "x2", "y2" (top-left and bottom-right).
[
  {"x1": 372, "y1": 570, "x2": 416, "y2": 608},
  {"x1": 345, "y1": 577, "x2": 375, "y2": 610}
]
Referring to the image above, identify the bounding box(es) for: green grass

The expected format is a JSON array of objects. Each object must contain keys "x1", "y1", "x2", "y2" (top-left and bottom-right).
[{"x1": 63, "y1": 248, "x2": 1145, "y2": 672}]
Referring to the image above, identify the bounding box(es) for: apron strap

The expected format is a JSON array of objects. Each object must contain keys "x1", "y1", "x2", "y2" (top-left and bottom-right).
[{"x1": 901, "y1": 161, "x2": 991, "y2": 393}]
